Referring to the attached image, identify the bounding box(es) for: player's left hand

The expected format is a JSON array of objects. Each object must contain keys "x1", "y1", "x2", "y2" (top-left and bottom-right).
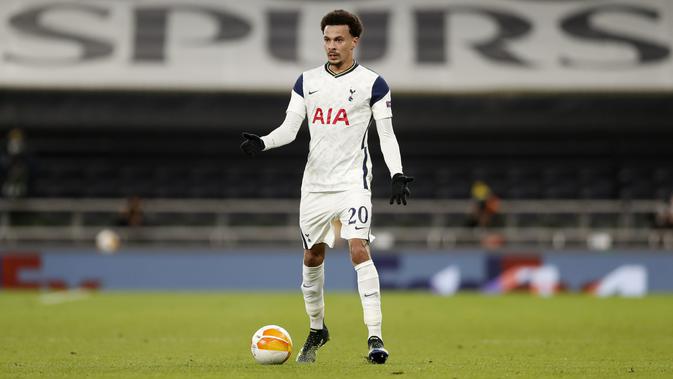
[{"x1": 390, "y1": 173, "x2": 414, "y2": 205}]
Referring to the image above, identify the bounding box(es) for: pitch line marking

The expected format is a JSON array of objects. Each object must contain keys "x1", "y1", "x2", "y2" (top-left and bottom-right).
[{"x1": 39, "y1": 289, "x2": 92, "y2": 305}]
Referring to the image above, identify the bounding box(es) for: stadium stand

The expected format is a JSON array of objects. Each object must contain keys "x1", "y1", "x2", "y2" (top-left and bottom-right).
[
  {"x1": 2, "y1": 91, "x2": 673, "y2": 248},
  {"x1": 21, "y1": 128, "x2": 673, "y2": 201}
]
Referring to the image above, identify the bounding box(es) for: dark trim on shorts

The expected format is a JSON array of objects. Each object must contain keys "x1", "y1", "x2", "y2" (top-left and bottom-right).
[{"x1": 299, "y1": 229, "x2": 309, "y2": 249}]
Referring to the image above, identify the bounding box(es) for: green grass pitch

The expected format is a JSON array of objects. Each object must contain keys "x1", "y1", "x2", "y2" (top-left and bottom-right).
[{"x1": 1, "y1": 291, "x2": 672, "y2": 378}]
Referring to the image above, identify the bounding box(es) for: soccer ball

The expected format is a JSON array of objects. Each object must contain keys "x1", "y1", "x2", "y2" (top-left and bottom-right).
[
  {"x1": 250, "y1": 325, "x2": 293, "y2": 364},
  {"x1": 96, "y1": 229, "x2": 120, "y2": 254}
]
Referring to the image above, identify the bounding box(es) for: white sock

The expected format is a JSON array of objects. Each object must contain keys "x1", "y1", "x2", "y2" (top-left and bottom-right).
[
  {"x1": 301, "y1": 263, "x2": 325, "y2": 330},
  {"x1": 355, "y1": 260, "x2": 382, "y2": 339}
]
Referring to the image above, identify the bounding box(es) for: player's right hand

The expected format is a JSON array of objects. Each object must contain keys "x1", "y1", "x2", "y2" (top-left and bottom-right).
[{"x1": 240, "y1": 132, "x2": 265, "y2": 157}]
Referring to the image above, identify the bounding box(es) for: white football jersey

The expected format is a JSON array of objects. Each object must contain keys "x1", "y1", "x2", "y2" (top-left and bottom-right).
[{"x1": 286, "y1": 62, "x2": 393, "y2": 193}]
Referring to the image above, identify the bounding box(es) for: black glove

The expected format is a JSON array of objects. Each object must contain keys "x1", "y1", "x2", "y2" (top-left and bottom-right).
[
  {"x1": 240, "y1": 132, "x2": 265, "y2": 157},
  {"x1": 390, "y1": 173, "x2": 414, "y2": 205}
]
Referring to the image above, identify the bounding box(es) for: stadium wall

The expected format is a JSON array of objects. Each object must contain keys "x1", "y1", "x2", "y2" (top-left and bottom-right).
[
  {"x1": 1, "y1": 0, "x2": 673, "y2": 92},
  {"x1": 1, "y1": 250, "x2": 672, "y2": 293}
]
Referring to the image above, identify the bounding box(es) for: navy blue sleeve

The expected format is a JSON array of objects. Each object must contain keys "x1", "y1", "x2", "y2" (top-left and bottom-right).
[
  {"x1": 293, "y1": 74, "x2": 304, "y2": 97},
  {"x1": 370, "y1": 76, "x2": 389, "y2": 107}
]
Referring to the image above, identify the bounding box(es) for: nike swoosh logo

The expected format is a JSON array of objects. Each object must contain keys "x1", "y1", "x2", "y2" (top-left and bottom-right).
[
  {"x1": 364, "y1": 292, "x2": 377, "y2": 297},
  {"x1": 304, "y1": 234, "x2": 310, "y2": 237},
  {"x1": 308, "y1": 90, "x2": 319, "y2": 94},
  {"x1": 355, "y1": 226, "x2": 367, "y2": 230}
]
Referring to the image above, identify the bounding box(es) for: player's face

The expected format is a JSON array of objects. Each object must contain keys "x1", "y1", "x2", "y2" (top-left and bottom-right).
[{"x1": 323, "y1": 25, "x2": 358, "y2": 69}]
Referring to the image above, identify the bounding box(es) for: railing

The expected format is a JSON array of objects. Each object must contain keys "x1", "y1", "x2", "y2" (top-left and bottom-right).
[{"x1": 1, "y1": 198, "x2": 671, "y2": 250}]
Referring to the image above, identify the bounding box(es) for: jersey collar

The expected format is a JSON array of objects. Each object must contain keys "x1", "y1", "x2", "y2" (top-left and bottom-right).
[{"x1": 324, "y1": 60, "x2": 359, "y2": 78}]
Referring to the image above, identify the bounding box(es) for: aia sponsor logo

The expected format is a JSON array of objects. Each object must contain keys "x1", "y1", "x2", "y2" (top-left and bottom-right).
[{"x1": 312, "y1": 107, "x2": 350, "y2": 126}]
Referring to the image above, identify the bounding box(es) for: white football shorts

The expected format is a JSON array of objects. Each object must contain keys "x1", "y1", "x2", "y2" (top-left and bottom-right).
[{"x1": 299, "y1": 188, "x2": 375, "y2": 249}]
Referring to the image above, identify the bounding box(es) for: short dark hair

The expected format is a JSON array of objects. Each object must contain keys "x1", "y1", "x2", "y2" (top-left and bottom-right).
[{"x1": 320, "y1": 9, "x2": 363, "y2": 38}]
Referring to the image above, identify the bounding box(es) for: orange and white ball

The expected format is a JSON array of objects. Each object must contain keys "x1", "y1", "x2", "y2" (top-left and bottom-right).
[{"x1": 250, "y1": 325, "x2": 293, "y2": 364}]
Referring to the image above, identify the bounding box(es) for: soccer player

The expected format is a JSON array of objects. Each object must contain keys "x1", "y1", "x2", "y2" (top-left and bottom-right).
[{"x1": 240, "y1": 9, "x2": 413, "y2": 364}]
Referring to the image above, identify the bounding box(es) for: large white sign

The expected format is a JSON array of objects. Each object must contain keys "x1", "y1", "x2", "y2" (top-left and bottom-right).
[{"x1": 1, "y1": 0, "x2": 672, "y2": 92}]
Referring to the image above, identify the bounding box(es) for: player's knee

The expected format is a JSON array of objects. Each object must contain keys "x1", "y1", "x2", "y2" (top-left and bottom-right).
[
  {"x1": 304, "y1": 245, "x2": 325, "y2": 266},
  {"x1": 349, "y1": 244, "x2": 370, "y2": 265},
  {"x1": 304, "y1": 253, "x2": 324, "y2": 267}
]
